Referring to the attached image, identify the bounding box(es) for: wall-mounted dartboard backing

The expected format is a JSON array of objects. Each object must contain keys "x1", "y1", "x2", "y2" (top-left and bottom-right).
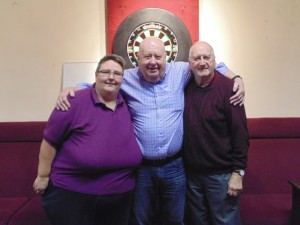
[{"x1": 112, "y1": 8, "x2": 192, "y2": 69}]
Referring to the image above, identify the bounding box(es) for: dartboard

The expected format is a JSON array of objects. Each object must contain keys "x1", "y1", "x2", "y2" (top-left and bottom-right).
[
  {"x1": 113, "y1": 8, "x2": 192, "y2": 69},
  {"x1": 127, "y1": 22, "x2": 178, "y2": 67}
]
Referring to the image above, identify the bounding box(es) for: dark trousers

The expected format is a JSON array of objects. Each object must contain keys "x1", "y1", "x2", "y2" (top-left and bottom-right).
[{"x1": 42, "y1": 182, "x2": 133, "y2": 225}]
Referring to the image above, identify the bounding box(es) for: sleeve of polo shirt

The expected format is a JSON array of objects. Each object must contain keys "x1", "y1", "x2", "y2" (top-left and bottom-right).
[{"x1": 44, "y1": 98, "x2": 76, "y2": 148}]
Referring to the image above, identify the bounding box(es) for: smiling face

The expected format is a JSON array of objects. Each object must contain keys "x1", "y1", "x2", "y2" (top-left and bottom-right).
[
  {"x1": 137, "y1": 37, "x2": 167, "y2": 83},
  {"x1": 189, "y1": 41, "x2": 216, "y2": 82},
  {"x1": 95, "y1": 59, "x2": 123, "y2": 99}
]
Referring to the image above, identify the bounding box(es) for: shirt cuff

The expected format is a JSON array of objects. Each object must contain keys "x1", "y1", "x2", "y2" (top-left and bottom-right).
[
  {"x1": 215, "y1": 62, "x2": 229, "y2": 75},
  {"x1": 77, "y1": 82, "x2": 92, "y2": 89}
]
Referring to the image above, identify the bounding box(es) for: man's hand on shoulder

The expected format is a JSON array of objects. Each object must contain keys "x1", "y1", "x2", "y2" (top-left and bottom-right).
[
  {"x1": 217, "y1": 63, "x2": 245, "y2": 106},
  {"x1": 230, "y1": 76, "x2": 245, "y2": 106},
  {"x1": 56, "y1": 86, "x2": 80, "y2": 111}
]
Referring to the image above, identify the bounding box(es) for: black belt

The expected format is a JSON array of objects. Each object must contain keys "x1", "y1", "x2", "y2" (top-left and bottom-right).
[{"x1": 142, "y1": 151, "x2": 182, "y2": 166}]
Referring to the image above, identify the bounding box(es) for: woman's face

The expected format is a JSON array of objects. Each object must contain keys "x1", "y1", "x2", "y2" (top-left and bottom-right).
[{"x1": 95, "y1": 60, "x2": 123, "y2": 97}]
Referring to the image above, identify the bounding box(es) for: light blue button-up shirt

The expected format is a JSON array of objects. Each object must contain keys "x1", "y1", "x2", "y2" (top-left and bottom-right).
[
  {"x1": 121, "y1": 62, "x2": 190, "y2": 159},
  {"x1": 79, "y1": 62, "x2": 228, "y2": 160}
]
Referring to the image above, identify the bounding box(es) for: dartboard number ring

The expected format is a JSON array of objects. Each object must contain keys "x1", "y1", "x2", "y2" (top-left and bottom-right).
[{"x1": 126, "y1": 22, "x2": 179, "y2": 67}]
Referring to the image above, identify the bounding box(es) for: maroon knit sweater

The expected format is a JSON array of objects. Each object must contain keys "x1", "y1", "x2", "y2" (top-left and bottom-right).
[{"x1": 183, "y1": 72, "x2": 249, "y2": 175}]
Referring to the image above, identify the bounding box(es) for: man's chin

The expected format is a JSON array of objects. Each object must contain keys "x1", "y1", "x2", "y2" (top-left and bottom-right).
[
  {"x1": 144, "y1": 73, "x2": 162, "y2": 82},
  {"x1": 147, "y1": 70, "x2": 159, "y2": 74},
  {"x1": 195, "y1": 72, "x2": 210, "y2": 77},
  {"x1": 146, "y1": 72, "x2": 160, "y2": 78}
]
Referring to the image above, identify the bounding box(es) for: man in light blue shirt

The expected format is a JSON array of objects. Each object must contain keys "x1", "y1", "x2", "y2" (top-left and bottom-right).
[
  {"x1": 122, "y1": 60, "x2": 190, "y2": 160},
  {"x1": 57, "y1": 37, "x2": 244, "y2": 225}
]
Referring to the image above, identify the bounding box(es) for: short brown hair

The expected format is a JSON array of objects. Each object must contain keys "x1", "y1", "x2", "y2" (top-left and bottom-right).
[{"x1": 96, "y1": 54, "x2": 126, "y2": 73}]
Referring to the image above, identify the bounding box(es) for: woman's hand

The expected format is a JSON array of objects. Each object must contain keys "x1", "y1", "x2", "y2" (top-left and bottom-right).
[{"x1": 33, "y1": 176, "x2": 49, "y2": 194}]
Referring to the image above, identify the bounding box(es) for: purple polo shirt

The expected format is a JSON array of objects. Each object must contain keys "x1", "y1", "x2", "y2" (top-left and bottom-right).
[{"x1": 44, "y1": 86, "x2": 142, "y2": 195}]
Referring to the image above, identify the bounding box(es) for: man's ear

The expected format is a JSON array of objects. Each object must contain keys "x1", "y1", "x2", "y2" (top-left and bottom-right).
[{"x1": 188, "y1": 59, "x2": 192, "y2": 69}]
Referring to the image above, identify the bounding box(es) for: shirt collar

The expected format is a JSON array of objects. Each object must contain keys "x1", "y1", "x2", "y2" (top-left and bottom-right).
[{"x1": 90, "y1": 82, "x2": 124, "y2": 106}]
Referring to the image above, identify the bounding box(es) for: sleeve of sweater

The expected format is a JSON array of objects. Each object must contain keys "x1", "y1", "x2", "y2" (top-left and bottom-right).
[{"x1": 228, "y1": 100, "x2": 249, "y2": 170}]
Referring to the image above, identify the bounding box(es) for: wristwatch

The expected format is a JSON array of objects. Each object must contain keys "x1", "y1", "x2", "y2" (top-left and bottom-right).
[{"x1": 234, "y1": 169, "x2": 245, "y2": 177}]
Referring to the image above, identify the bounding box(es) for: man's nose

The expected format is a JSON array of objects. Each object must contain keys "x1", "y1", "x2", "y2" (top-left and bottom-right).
[
  {"x1": 149, "y1": 56, "x2": 156, "y2": 63},
  {"x1": 199, "y1": 57, "x2": 205, "y2": 65}
]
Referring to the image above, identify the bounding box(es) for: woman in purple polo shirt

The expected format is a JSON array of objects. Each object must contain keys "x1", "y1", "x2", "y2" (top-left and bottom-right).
[{"x1": 33, "y1": 54, "x2": 142, "y2": 225}]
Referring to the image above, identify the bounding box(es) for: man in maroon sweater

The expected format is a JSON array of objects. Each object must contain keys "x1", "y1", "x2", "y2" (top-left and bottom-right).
[{"x1": 183, "y1": 41, "x2": 249, "y2": 225}]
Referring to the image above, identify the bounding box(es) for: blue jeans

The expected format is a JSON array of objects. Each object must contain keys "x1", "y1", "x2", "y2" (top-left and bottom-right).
[
  {"x1": 130, "y1": 157, "x2": 186, "y2": 225},
  {"x1": 185, "y1": 172, "x2": 242, "y2": 225}
]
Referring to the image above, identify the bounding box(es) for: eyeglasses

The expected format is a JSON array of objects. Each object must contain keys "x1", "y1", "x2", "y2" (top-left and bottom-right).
[{"x1": 97, "y1": 70, "x2": 123, "y2": 77}]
